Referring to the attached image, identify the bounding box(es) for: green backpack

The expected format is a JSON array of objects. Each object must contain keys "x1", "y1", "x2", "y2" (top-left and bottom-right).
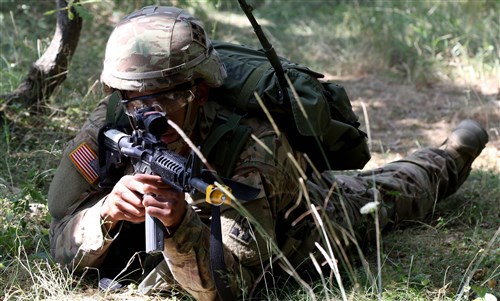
[{"x1": 208, "y1": 41, "x2": 370, "y2": 172}]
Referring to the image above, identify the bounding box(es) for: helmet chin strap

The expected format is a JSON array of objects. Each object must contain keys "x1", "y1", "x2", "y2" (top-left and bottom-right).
[{"x1": 166, "y1": 101, "x2": 198, "y2": 154}]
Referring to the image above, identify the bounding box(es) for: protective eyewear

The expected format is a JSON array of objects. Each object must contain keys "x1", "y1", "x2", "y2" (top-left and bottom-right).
[{"x1": 120, "y1": 85, "x2": 196, "y2": 116}]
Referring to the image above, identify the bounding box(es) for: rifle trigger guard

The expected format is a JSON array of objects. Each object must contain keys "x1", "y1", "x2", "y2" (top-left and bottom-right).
[{"x1": 205, "y1": 184, "x2": 232, "y2": 206}]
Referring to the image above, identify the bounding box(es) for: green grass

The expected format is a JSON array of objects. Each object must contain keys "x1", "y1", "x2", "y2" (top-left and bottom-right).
[
  {"x1": 379, "y1": 170, "x2": 500, "y2": 300},
  {"x1": 1, "y1": 0, "x2": 498, "y2": 300}
]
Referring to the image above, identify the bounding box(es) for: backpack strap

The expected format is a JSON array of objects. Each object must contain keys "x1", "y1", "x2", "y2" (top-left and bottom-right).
[
  {"x1": 98, "y1": 92, "x2": 131, "y2": 187},
  {"x1": 106, "y1": 91, "x2": 130, "y2": 129},
  {"x1": 202, "y1": 113, "x2": 251, "y2": 177},
  {"x1": 238, "y1": 62, "x2": 270, "y2": 110}
]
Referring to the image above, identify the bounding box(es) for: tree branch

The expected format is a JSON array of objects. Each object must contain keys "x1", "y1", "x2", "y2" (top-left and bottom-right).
[{"x1": 0, "y1": 0, "x2": 83, "y2": 114}]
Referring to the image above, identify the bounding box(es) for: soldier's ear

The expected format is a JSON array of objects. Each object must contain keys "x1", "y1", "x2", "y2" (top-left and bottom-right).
[{"x1": 194, "y1": 82, "x2": 210, "y2": 106}]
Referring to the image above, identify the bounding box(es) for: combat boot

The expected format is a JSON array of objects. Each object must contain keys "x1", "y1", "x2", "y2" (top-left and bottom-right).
[{"x1": 440, "y1": 119, "x2": 489, "y2": 186}]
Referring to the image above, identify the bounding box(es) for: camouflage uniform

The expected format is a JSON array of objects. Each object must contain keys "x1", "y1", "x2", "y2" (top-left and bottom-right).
[{"x1": 49, "y1": 93, "x2": 463, "y2": 299}]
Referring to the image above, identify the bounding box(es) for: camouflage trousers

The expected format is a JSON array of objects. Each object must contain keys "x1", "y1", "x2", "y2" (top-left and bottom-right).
[
  {"x1": 326, "y1": 147, "x2": 455, "y2": 228},
  {"x1": 283, "y1": 147, "x2": 458, "y2": 273}
]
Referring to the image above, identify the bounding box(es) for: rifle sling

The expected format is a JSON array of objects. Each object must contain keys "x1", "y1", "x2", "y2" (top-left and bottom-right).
[{"x1": 210, "y1": 205, "x2": 233, "y2": 301}]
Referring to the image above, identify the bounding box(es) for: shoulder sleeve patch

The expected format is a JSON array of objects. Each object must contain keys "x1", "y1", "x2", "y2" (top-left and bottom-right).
[{"x1": 69, "y1": 142, "x2": 100, "y2": 184}]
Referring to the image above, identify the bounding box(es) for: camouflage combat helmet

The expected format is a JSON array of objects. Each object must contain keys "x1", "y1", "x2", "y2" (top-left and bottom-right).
[{"x1": 101, "y1": 6, "x2": 227, "y2": 92}]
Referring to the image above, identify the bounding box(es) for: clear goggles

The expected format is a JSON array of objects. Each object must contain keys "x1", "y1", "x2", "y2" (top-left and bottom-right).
[{"x1": 119, "y1": 84, "x2": 197, "y2": 116}]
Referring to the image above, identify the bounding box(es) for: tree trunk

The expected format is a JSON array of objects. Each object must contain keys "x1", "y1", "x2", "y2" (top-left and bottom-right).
[{"x1": 0, "y1": 0, "x2": 82, "y2": 114}]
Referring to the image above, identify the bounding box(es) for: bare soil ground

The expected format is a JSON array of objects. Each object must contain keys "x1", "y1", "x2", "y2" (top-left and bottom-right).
[{"x1": 335, "y1": 75, "x2": 500, "y2": 170}]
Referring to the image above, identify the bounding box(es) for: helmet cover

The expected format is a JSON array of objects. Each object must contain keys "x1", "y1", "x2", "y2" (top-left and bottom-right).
[{"x1": 101, "y1": 6, "x2": 227, "y2": 92}]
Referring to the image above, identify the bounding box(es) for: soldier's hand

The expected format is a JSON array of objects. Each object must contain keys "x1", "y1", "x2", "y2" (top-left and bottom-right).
[
  {"x1": 141, "y1": 177, "x2": 186, "y2": 231},
  {"x1": 101, "y1": 174, "x2": 186, "y2": 233},
  {"x1": 101, "y1": 174, "x2": 151, "y2": 230}
]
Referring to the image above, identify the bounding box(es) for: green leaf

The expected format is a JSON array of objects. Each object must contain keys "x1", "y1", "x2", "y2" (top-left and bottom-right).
[
  {"x1": 43, "y1": 9, "x2": 58, "y2": 16},
  {"x1": 73, "y1": 5, "x2": 93, "y2": 21},
  {"x1": 471, "y1": 285, "x2": 488, "y2": 298},
  {"x1": 472, "y1": 293, "x2": 498, "y2": 301}
]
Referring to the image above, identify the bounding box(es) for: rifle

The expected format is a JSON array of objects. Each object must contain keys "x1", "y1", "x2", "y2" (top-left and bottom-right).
[{"x1": 99, "y1": 107, "x2": 259, "y2": 253}]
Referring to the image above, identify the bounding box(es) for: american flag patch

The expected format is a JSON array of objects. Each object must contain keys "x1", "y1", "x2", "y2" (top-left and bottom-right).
[{"x1": 69, "y1": 143, "x2": 99, "y2": 184}]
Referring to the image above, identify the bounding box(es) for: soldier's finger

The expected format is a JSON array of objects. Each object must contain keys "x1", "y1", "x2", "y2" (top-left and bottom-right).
[
  {"x1": 143, "y1": 185, "x2": 180, "y2": 197},
  {"x1": 115, "y1": 195, "x2": 145, "y2": 218},
  {"x1": 133, "y1": 174, "x2": 163, "y2": 184},
  {"x1": 121, "y1": 175, "x2": 147, "y2": 195},
  {"x1": 119, "y1": 190, "x2": 144, "y2": 208},
  {"x1": 146, "y1": 197, "x2": 186, "y2": 228}
]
